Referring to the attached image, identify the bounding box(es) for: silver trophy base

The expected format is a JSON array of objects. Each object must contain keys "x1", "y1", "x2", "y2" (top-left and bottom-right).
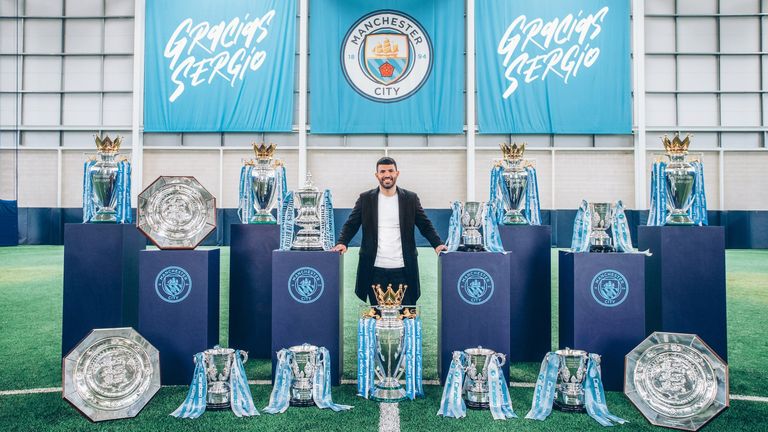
[
  {"x1": 465, "y1": 391, "x2": 490, "y2": 410},
  {"x1": 91, "y1": 210, "x2": 117, "y2": 223},
  {"x1": 291, "y1": 235, "x2": 324, "y2": 251},
  {"x1": 503, "y1": 210, "x2": 528, "y2": 225},
  {"x1": 553, "y1": 399, "x2": 586, "y2": 413},
  {"x1": 666, "y1": 211, "x2": 695, "y2": 226},
  {"x1": 371, "y1": 379, "x2": 406, "y2": 403},
  {"x1": 457, "y1": 244, "x2": 485, "y2": 252},
  {"x1": 589, "y1": 233, "x2": 614, "y2": 253},
  {"x1": 249, "y1": 212, "x2": 277, "y2": 224}
]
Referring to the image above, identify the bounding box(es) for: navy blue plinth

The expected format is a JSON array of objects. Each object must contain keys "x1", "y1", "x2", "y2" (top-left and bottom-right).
[
  {"x1": 229, "y1": 224, "x2": 280, "y2": 358},
  {"x1": 638, "y1": 226, "x2": 727, "y2": 361},
  {"x1": 62, "y1": 223, "x2": 146, "y2": 356},
  {"x1": 272, "y1": 250, "x2": 342, "y2": 385},
  {"x1": 498, "y1": 225, "x2": 552, "y2": 362},
  {"x1": 138, "y1": 249, "x2": 220, "y2": 385},
  {"x1": 559, "y1": 251, "x2": 646, "y2": 391},
  {"x1": 438, "y1": 252, "x2": 511, "y2": 385}
]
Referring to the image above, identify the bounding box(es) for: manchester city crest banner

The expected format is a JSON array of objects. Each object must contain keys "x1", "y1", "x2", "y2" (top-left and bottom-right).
[
  {"x1": 144, "y1": 0, "x2": 296, "y2": 132},
  {"x1": 476, "y1": 0, "x2": 631, "y2": 134},
  {"x1": 309, "y1": 0, "x2": 464, "y2": 134}
]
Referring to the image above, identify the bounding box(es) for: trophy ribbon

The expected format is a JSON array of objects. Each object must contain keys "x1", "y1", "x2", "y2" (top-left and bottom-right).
[
  {"x1": 570, "y1": 201, "x2": 593, "y2": 253},
  {"x1": 356, "y1": 318, "x2": 377, "y2": 398},
  {"x1": 278, "y1": 191, "x2": 295, "y2": 250},
  {"x1": 691, "y1": 161, "x2": 708, "y2": 226},
  {"x1": 525, "y1": 352, "x2": 560, "y2": 421},
  {"x1": 487, "y1": 354, "x2": 517, "y2": 420},
  {"x1": 583, "y1": 354, "x2": 627, "y2": 426},
  {"x1": 311, "y1": 347, "x2": 353, "y2": 411},
  {"x1": 437, "y1": 351, "x2": 468, "y2": 418},
  {"x1": 82, "y1": 159, "x2": 97, "y2": 223},
  {"x1": 115, "y1": 160, "x2": 132, "y2": 223},
  {"x1": 403, "y1": 316, "x2": 424, "y2": 399},
  {"x1": 263, "y1": 349, "x2": 294, "y2": 414},
  {"x1": 489, "y1": 165, "x2": 507, "y2": 223},
  {"x1": 524, "y1": 166, "x2": 542, "y2": 225},
  {"x1": 647, "y1": 161, "x2": 667, "y2": 226},
  {"x1": 275, "y1": 165, "x2": 288, "y2": 224},
  {"x1": 170, "y1": 353, "x2": 208, "y2": 419},
  {"x1": 237, "y1": 165, "x2": 254, "y2": 224},
  {"x1": 319, "y1": 189, "x2": 336, "y2": 251},
  {"x1": 482, "y1": 201, "x2": 505, "y2": 253},
  {"x1": 230, "y1": 350, "x2": 259, "y2": 417},
  {"x1": 444, "y1": 201, "x2": 464, "y2": 252}
]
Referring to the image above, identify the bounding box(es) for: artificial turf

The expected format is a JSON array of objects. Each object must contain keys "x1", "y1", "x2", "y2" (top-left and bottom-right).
[{"x1": 0, "y1": 246, "x2": 766, "y2": 431}]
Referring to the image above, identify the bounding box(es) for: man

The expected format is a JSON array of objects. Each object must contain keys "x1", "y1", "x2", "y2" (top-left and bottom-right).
[{"x1": 332, "y1": 157, "x2": 447, "y2": 306}]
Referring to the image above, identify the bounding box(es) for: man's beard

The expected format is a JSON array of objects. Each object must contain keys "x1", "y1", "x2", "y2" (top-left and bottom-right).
[{"x1": 379, "y1": 177, "x2": 395, "y2": 189}]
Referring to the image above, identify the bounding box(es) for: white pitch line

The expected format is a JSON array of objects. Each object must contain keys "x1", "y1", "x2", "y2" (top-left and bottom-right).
[
  {"x1": 379, "y1": 403, "x2": 401, "y2": 432},
  {"x1": 0, "y1": 387, "x2": 61, "y2": 396},
  {"x1": 731, "y1": 394, "x2": 768, "y2": 403}
]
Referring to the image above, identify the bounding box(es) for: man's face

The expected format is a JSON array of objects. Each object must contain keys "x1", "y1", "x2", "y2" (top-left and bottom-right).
[{"x1": 375, "y1": 164, "x2": 399, "y2": 189}]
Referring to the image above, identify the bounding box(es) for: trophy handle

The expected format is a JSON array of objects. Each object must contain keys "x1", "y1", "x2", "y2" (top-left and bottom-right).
[
  {"x1": 239, "y1": 350, "x2": 248, "y2": 365},
  {"x1": 494, "y1": 353, "x2": 506, "y2": 367}
]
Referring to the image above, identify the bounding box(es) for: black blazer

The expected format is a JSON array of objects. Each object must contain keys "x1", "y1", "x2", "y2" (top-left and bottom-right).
[{"x1": 337, "y1": 187, "x2": 443, "y2": 303}]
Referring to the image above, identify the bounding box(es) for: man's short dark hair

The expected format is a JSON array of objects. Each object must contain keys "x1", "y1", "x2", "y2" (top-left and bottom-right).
[{"x1": 376, "y1": 156, "x2": 397, "y2": 170}]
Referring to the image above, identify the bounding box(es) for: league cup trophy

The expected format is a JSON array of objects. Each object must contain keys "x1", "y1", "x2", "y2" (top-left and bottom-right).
[
  {"x1": 248, "y1": 143, "x2": 280, "y2": 224},
  {"x1": 500, "y1": 142, "x2": 529, "y2": 225},
  {"x1": 663, "y1": 134, "x2": 696, "y2": 225},
  {"x1": 458, "y1": 201, "x2": 485, "y2": 252},
  {"x1": 588, "y1": 202, "x2": 616, "y2": 252},
  {"x1": 553, "y1": 348, "x2": 589, "y2": 413},
  {"x1": 203, "y1": 347, "x2": 248, "y2": 409},
  {"x1": 89, "y1": 135, "x2": 122, "y2": 223},
  {"x1": 462, "y1": 346, "x2": 506, "y2": 409},
  {"x1": 291, "y1": 173, "x2": 324, "y2": 250},
  {"x1": 288, "y1": 343, "x2": 318, "y2": 407},
  {"x1": 370, "y1": 283, "x2": 412, "y2": 402}
]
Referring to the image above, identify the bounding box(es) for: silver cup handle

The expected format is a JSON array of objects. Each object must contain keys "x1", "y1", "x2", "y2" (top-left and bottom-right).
[
  {"x1": 494, "y1": 353, "x2": 507, "y2": 368},
  {"x1": 239, "y1": 350, "x2": 248, "y2": 365}
]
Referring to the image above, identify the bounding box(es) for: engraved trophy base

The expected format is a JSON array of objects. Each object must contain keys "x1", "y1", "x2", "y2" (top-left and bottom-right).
[
  {"x1": 465, "y1": 400, "x2": 490, "y2": 410},
  {"x1": 249, "y1": 212, "x2": 277, "y2": 224},
  {"x1": 206, "y1": 391, "x2": 231, "y2": 410},
  {"x1": 289, "y1": 388, "x2": 315, "y2": 407},
  {"x1": 665, "y1": 211, "x2": 695, "y2": 226},
  {"x1": 503, "y1": 210, "x2": 528, "y2": 225},
  {"x1": 90, "y1": 210, "x2": 117, "y2": 223},
  {"x1": 553, "y1": 399, "x2": 586, "y2": 413},
  {"x1": 206, "y1": 402, "x2": 231, "y2": 410},
  {"x1": 589, "y1": 234, "x2": 614, "y2": 253},
  {"x1": 371, "y1": 383, "x2": 406, "y2": 403},
  {"x1": 457, "y1": 244, "x2": 485, "y2": 252},
  {"x1": 291, "y1": 228, "x2": 324, "y2": 251},
  {"x1": 465, "y1": 389, "x2": 490, "y2": 410}
]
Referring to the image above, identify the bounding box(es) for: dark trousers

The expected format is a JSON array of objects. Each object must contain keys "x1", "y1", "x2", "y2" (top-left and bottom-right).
[{"x1": 369, "y1": 267, "x2": 416, "y2": 306}]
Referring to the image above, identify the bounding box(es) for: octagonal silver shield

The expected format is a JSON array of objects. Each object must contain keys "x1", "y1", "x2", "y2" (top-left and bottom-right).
[
  {"x1": 625, "y1": 332, "x2": 729, "y2": 431},
  {"x1": 137, "y1": 176, "x2": 216, "y2": 249},
  {"x1": 63, "y1": 327, "x2": 161, "y2": 422}
]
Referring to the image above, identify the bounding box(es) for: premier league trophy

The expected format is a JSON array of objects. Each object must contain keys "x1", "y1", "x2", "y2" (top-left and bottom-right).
[
  {"x1": 248, "y1": 143, "x2": 281, "y2": 224},
  {"x1": 663, "y1": 134, "x2": 696, "y2": 225},
  {"x1": 88, "y1": 135, "x2": 122, "y2": 223},
  {"x1": 588, "y1": 202, "x2": 616, "y2": 252},
  {"x1": 462, "y1": 347, "x2": 506, "y2": 409},
  {"x1": 288, "y1": 343, "x2": 318, "y2": 407},
  {"x1": 203, "y1": 347, "x2": 248, "y2": 409},
  {"x1": 500, "y1": 142, "x2": 529, "y2": 225},
  {"x1": 370, "y1": 283, "x2": 412, "y2": 402},
  {"x1": 458, "y1": 201, "x2": 485, "y2": 252},
  {"x1": 553, "y1": 348, "x2": 589, "y2": 412},
  {"x1": 291, "y1": 174, "x2": 324, "y2": 251}
]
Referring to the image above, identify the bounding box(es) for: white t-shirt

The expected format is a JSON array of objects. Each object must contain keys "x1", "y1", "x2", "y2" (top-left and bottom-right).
[{"x1": 374, "y1": 192, "x2": 404, "y2": 268}]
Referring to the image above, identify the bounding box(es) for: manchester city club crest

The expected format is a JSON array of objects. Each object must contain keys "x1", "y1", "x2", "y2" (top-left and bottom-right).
[
  {"x1": 457, "y1": 268, "x2": 494, "y2": 305},
  {"x1": 288, "y1": 267, "x2": 325, "y2": 304},
  {"x1": 341, "y1": 10, "x2": 432, "y2": 102},
  {"x1": 590, "y1": 269, "x2": 629, "y2": 307},
  {"x1": 154, "y1": 266, "x2": 192, "y2": 303}
]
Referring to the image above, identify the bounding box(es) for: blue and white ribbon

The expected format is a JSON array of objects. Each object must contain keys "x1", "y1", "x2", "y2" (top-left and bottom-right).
[
  {"x1": 263, "y1": 349, "x2": 294, "y2": 414},
  {"x1": 82, "y1": 159, "x2": 96, "y2": 223},
  {"x1": 489, "y1": 165, "x2": 507, "y2": 223},
  {"x1": 403, "y1": 317, "x2": 424, "y2": 399},
  {"x1": 237, "y1": 165, "x2": 254, "y2": 224},
  {"x1": 482, "y1": 202, "x2": 505, "y2": 253},
  {"x1": 487, "y1": 354, "x2": 517, "y2": 420},
  {"x1": 648, "y1": 160, "x2": 708, "y2": 226},
  {"x1": 320, "y1": 189, "x2": 336, "y2": 251},
  {"x1": 276, "y1": 165, "x2": 287, "y2": 224},
  {"x1": 611, "y1": 201, "x2": 634, "y2": 253},
  {"x1": 570, "y1": 200, "x2": 592, "y2": 253},
  {"x1": 525, "y1": 352, "x2": 560, "y2": 421},
  {"x1": 170, "y1": 353, "x2": 208, "y2": 419},
  {"x1": 356, "y1": 318, "x2": 377, "y2": 398},
  {"x1": 584, "y1": 354, "x2": 627, "y2": 427},
  {"x1": 312, "y1": 347, "x2": 353, "y2": 411},
  {"x1": 437, "y1": 351, "x2": 467, "y2": 419},
  {"x1": 230, "y1": 350, "x2": 259, "y2": 417},
  {"x1": 524, "y1": 166, "x2": 542, "y2": 225},
  {"x1": 691, "y1": 161, "x2": 708, "y2": 226},
  {"x1": 278, "y1": 191, "x2": 295, "y2": 250},
  {"x1": 444, "y1": 201, "x2": 463, "y2": 252}
]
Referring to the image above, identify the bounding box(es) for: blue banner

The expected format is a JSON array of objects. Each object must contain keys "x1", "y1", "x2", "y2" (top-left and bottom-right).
[
  {"x1": 144, "y1": 0, "x2": 296, "y2": 132},
  {"x1": 309, "y1": 0, "x2": 464, "y2": 134},
  {"x1": 476, "y1": 0, "x2": 631, "y2": 134}
]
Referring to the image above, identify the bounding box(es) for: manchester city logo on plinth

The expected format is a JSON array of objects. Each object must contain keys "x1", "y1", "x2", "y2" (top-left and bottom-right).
[
  {"x1": 155, "y1": 266, "x2": 192, "y2": 303},
  {"x1": 289, "y1": 267, "x2": 325, "y2": 304},
  {"x1": 341, "y1": 10, "x2": 432, "y2": 102},
  {"x1": 590, "y1": 269, "x2": 629, "y2": 307},
  {"x1": 457, "y1": 268, "x2": 494, "y2": 305}
]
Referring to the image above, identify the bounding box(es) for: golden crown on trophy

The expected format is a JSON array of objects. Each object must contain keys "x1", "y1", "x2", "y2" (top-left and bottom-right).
[
  {"x1": 94, "y1": 135, "x2": 122, "y2": 153},
  {"x1": 373, "y1": 283, "x2": 407, "y2": 307},
  {"x1": 662, "y1": 134, "x2": 691, "y2": 155},
  {"x1": 252, "y1": 142, "x2": 277, "y2": 160},
  {"x1": 500, "y1": 142, "x2": 525, "y2": 161}
]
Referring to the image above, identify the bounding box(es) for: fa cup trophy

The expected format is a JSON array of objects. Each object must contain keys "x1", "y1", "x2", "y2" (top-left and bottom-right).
[
  {"x1": 458, "y1": 201, "x2": 485, "y2": 252},
  {"x1": 553, "y1": 348, "x2": 589, "y2": 413},
  {"x1": 662, "y1": 134, "x2": 696, "y2": 225},
  {"x1": 499, "y1": 143, "x2": 529, "y2": 225},
  {"x1": 89, "y1": 135, "x2": 122, "y2": 223},
  {"x1": 248, "y1": 143, "x2": 280, "y2": 224},
  {"x1": 588, "y1": 202, "x2": 615, "y2": 252},
  {"x1": 291, "y1": 173, "x2": 324, "y2": 250},
  {"x1": 462, "y1": 346, "x2": 506, "y2": 409}
]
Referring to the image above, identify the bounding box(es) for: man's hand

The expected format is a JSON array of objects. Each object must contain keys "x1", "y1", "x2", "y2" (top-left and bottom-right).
[
  {"x1": 434, "y1": 244, "x2": 448, "y2": 255},
  {"x1": 332, "y1": 244, "x2": 348, "y2": 254}
]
